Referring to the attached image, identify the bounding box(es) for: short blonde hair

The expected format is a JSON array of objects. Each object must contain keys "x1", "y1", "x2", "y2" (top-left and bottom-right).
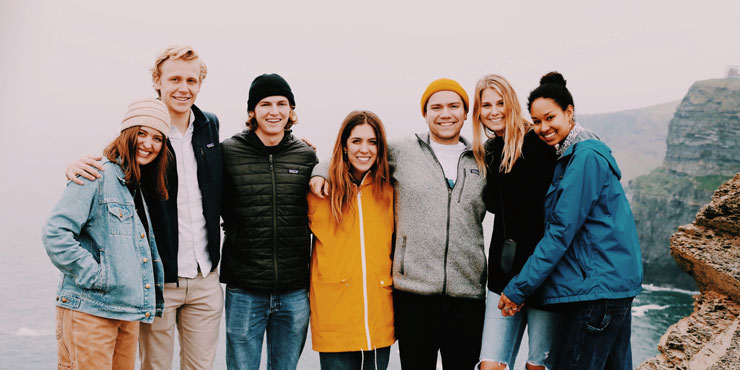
[{"x1": 151, "y1": 45, "x2": 207, "y2": 95}]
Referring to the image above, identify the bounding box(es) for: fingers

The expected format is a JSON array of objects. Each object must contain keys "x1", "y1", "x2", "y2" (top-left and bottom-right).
[
  {"x1": 68, "y1": 173, "x2": 85, "y2": 185},
  {"x1": 300, "y1": 137, "x2": 317, "y2": 151},
  {"x1": 309, "y1": 177, "x2": 327, "y2": 198},
  {"x1": 84, "y1": 155, "x2": 105, "y2": 171},
  {"x1": 321, "y1": 181, "x2": 330, "y2": 197},
  {"x1": 498, "y1": 293, "x2": 523, "y2": 317},
  {"x1": 65, "y1": 156, "x2": 104, "y2": 185}
]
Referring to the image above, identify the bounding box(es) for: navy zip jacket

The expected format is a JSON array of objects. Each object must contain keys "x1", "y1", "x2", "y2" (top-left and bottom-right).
[{"x1": 143, "y1": 105, "x2": 222, "y2": 283}]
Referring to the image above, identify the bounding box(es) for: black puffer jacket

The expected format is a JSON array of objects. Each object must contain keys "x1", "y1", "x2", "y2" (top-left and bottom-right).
[{"x1": 220, "y1": 129, "x2": 318, "y2": 293}]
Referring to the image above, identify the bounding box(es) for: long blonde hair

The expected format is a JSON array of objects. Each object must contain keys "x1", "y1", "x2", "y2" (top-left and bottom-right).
[
  {"x1": 472, "y1": 74, "x2": 530, "y2": 174},
  {"x1": 328, "y1": 111, "x2": 392, "y2": 225}
]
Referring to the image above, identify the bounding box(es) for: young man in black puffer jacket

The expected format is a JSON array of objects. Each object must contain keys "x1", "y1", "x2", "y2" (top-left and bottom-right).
[{"x1": 220, "y1": 73, "x2": 318, "y2": 370}]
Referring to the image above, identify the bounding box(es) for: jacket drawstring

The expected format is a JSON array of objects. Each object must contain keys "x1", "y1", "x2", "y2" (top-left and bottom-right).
[
  {"x1": 358, "y1": 348, "x2": 379, "y2": 370},
  {"x1": 374, "y1": 347, "x2": 378, "y2": 370}
]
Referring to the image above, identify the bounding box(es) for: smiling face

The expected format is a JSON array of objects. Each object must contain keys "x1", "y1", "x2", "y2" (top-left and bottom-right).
[
  {"x1": 479, "y1": 88, "x2": 507, "y2": 137},
  {"x1": 530, "y1": 97, "x2": 574, "y2": 146},
  {"x1": 153, "y1": 58, "x2": 201, "y2": 117},
  {"x1": 345, "y1": 123, "x2": 378, "y2": 180},
  {"x1": 252, "y1": 95, "x2": 291, "y2": 145},
  {"x1": 424, "y1": 90, "x2": 466, "y2": 144},
  {"x1": 135, "y1": 126, "x2": 164, "y2": 166}
]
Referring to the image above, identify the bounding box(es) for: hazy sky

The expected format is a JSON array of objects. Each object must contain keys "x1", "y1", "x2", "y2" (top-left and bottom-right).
[{"x1": 1, "y1": 0, "x2": 738, "y2": 232}]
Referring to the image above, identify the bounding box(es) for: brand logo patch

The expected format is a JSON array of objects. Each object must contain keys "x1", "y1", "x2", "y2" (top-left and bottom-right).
[
  {"x1": 288, "y1": 169, "x2": 299, "y2": 174},
  {"x1": 470, "y1": 169, "x2": 480, "y2": 175},
  {"x1": 206, "y1": 143, "x2": 215, "y2": 148}
]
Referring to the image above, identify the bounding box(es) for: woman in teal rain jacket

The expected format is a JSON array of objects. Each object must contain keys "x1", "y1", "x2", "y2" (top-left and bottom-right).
[{"x1": 500, "y1": 72, "x2": 642, "y2": 370}]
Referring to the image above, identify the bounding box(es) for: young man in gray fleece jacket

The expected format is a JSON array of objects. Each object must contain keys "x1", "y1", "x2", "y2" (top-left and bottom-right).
[{"x1": 310, "y1": 78, "x2": 487, "y2": 369}]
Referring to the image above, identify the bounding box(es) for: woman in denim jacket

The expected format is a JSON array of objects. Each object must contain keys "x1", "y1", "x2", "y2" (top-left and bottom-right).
[
  {"x1": 500, "y1": 73, "x2": 642, "y2": 370},
  {"x1": 43, "y1": 98, "x2": 170, "y2": 370}
]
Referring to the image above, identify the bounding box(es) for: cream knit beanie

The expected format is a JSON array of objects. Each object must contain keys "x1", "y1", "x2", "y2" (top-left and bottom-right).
[{"x1": 121, "y1": 98, "x2": 171, "y2": 136}]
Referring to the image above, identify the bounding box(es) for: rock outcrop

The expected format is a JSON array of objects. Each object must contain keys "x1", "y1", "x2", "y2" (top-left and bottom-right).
[
  {"x1": 638, "y1": 173, "x2": 740, "y2": 369},
  {"x1": 630, "y1": 79, "x2": 740, "y2": 290}
]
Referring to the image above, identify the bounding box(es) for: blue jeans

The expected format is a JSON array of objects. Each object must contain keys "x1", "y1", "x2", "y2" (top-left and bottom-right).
[
  {"x1": 225, "y1": 286, "x2": 310, "y2": 370},
  {"x1": 553, "y1": 297, "x2": 634, "y2": 370},
  {"x1": 319, "y1": 347, "x2": 391, "y2": 370},
  {"x1": 479, "y1": 291, "x2": 560, "y2": 369}
]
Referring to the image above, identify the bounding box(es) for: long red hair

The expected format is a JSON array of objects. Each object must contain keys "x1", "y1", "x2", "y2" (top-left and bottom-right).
[
  {"x1": 328, "y1": 111, "x2": 392, "y2": 225},
  {"x1": 103, "y1": 126, "x2": 169, "y2": 199}
]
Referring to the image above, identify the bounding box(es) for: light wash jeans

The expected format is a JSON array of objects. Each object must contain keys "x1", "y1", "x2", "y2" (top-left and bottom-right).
[
  {"x1": 225, "y1": 286, "x2": 310, "y2": 370},
  {"x1": 478, "y1": 290, "x2": 560, "y2": 369}
]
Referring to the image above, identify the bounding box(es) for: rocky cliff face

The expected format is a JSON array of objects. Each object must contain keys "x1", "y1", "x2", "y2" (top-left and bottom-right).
[
  {"x1": 664, "y1": 79, "x2": 740, "y2": 177},
  {"x1": 638, "y1": 173, "x2": 740, "y2": 369},
  {"x1": 629, "y1": 79, "x2": 740, "y2": 289}
]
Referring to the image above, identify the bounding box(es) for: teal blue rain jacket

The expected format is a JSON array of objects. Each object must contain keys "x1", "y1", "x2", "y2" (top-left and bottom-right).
[{"x1": 502, "y1": 139, "x2": 643, "y2": 305}]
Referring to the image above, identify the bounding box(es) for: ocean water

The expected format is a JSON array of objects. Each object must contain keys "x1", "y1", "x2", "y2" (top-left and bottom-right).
[{"x1": 1, "y1": 226, "x2": 695, "y2": 369}]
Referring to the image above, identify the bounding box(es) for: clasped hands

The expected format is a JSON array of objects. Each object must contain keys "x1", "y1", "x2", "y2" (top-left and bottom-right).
[{"x1": 498, "y1": 293, "x2": 524, "y2": 317}]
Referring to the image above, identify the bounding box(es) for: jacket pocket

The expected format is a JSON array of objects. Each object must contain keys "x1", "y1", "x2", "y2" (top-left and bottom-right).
[
  {"x1": 396, "y1": 236, "x2": 407, "y2": 275},
  {"x1": 90, "y1": 250, "x2": 108, "y2": 292},
  {"x1": 585, "y1": 300, "x2": 611, "y2": 333},
  {"x1": 312, "y1": 276, "x2": 352, "y2": 333},
  {"x1": 376, "y1": 275, "x2": 394, "y2": 326},
  {"x1": 457, "y1": 172, "x2": 467, "y2": 203},
  {"x1": 107, "y1": 203, "x2": 134, "y2": 236}
]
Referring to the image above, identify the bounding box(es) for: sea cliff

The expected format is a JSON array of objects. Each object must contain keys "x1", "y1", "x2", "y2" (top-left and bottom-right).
[
  {"x1": 629, "y1": 78, "x2": 740, "y2": 289},
  {"x1": 638, "y1": 173, "x2": 740, "y2": 369}
]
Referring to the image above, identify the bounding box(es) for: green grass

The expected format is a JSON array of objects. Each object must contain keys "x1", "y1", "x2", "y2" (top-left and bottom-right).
[
  {"x1": 694, "y1": 175, "x2": 731, "y2": 192},
  {"x1": 630, "y1": 168, "x2": 731, "y2": 196}
]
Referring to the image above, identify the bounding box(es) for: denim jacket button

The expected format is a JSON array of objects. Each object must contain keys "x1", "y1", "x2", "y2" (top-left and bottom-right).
[
  {"x1": 145, "y1": 312, "x2": 151, "y2": 318},
  {"x1": 142, "y1": 258, "x2": 148, "y2": 263},
  {"x1": 140, "y1": 233, "x2": 146, "y2": 239},
  {"x1": 56, "y1": 296, "x2": 59, "y2": 301},
  {"x1": 145, "y1": 284, "x2": 151, "y2": 289},
  {"x1": 61, "y1": 298, "x2": 68, "y2": 303}
]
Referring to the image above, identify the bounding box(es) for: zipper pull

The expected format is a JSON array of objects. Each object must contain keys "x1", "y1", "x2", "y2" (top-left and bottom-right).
[{"x1": 269, "y1": 154, "x2": 274, "y2": 171}]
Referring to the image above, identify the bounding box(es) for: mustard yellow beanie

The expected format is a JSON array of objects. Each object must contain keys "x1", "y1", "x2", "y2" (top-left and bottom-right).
[{"x1": 420, "y1": 78, "x2": 469, "y2": 116}]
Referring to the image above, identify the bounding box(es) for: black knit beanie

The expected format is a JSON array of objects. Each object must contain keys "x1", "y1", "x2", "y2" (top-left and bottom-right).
[{"x1": 247, "y1": 73, "x2": 295, "y2": 112}]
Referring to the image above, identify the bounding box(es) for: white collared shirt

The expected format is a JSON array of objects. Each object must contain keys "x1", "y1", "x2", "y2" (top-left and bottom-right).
[{"x1": 168, "y1": 110, "x2": 212, "y2": 278}]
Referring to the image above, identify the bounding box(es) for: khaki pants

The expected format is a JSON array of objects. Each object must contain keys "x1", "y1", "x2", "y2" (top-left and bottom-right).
[
  {"x1": 56, "y1": 306, "x2": 139, "y2": 370},
  {"x1": 139, "y1": 271, "x2": 223, "y2": 370}
]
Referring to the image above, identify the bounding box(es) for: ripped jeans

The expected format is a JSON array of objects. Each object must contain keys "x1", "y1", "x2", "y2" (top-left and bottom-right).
[{"x1": 478, "y1": 291, "x2": 560, "y2": 369}]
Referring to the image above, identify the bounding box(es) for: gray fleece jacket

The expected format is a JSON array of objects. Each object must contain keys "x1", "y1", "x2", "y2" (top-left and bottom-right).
[{"x1": 312, "y1": 132, "x2": 487, "y2": 299}]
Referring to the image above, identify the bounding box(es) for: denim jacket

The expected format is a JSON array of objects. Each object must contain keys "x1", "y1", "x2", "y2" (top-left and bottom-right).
[{"x1": 42, "y1": 159, "x2": 165, "y2": 322}]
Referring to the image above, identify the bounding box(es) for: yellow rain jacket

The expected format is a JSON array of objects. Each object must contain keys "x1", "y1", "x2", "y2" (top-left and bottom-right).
[{"x1": 308, "y1": 176, "x2": 395, "y2": 352}]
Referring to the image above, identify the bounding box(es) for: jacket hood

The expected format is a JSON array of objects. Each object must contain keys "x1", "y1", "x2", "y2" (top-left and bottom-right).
[{"x1": 561, "y1": 132, "x2": 622, "y2": 180}]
